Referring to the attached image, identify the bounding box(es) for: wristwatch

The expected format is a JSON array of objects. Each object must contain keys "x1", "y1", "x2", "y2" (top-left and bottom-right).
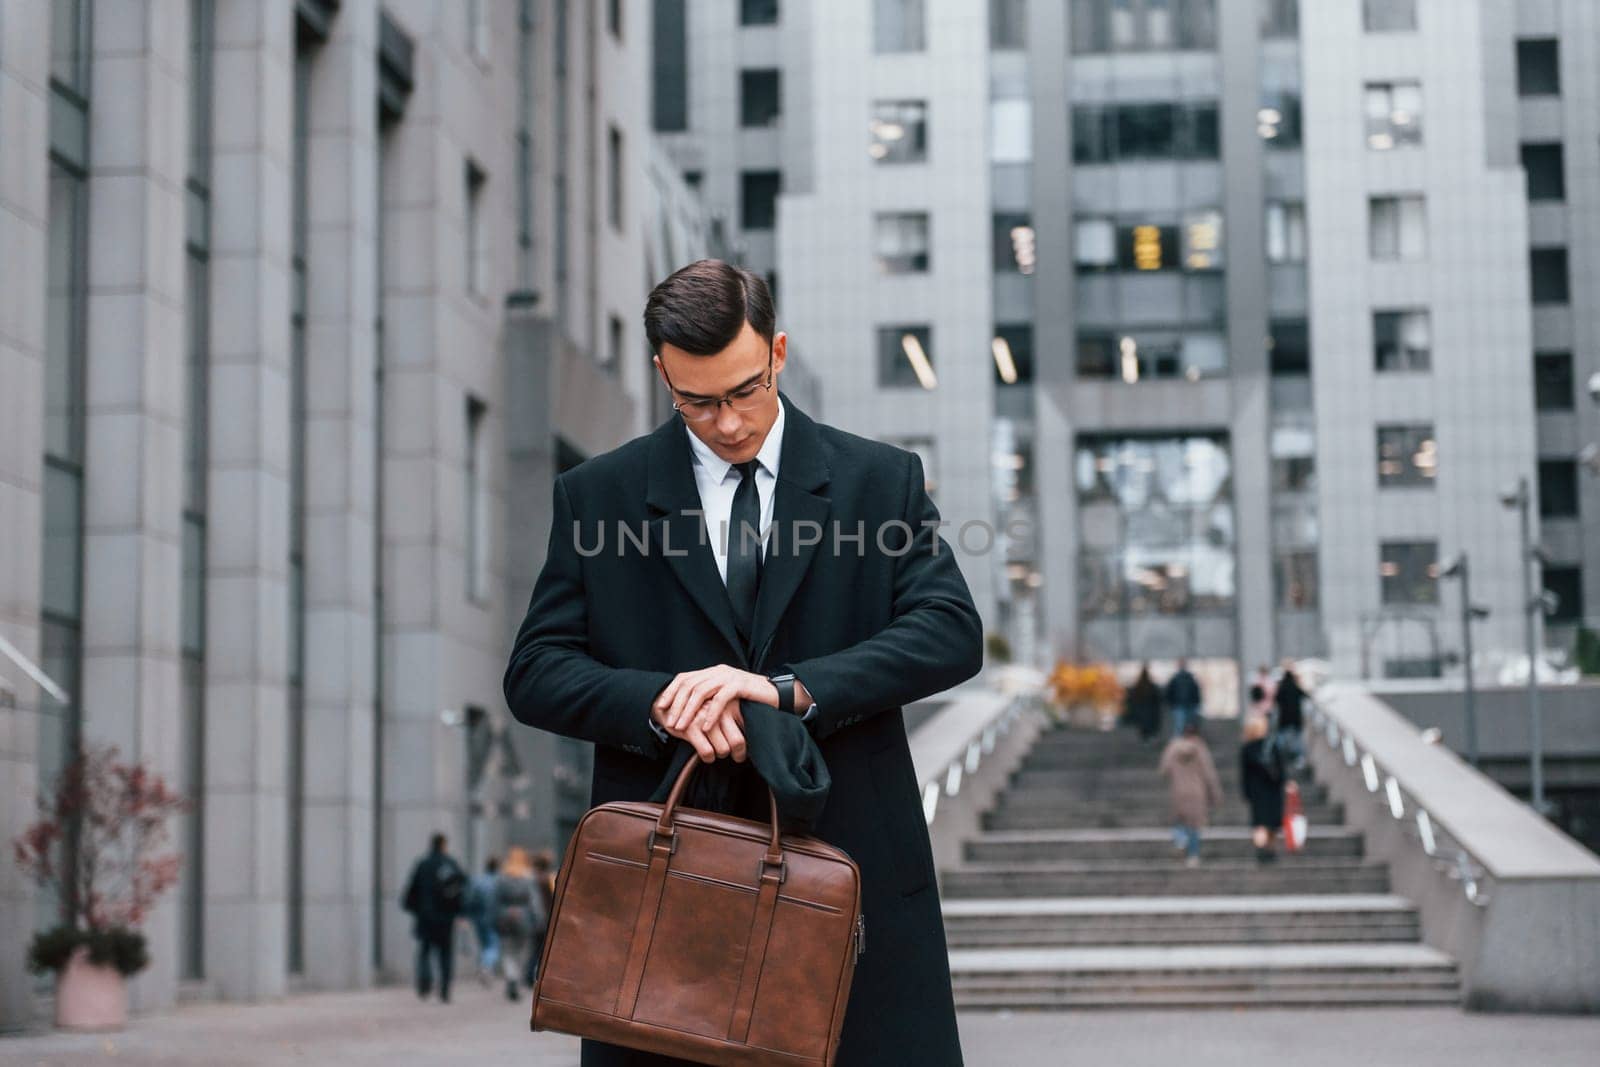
[{"x1": 768, "y1": 672, "x2": 797, "y2": 714}]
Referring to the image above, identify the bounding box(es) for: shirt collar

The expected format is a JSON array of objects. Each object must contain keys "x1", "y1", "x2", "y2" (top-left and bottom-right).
[{"x1": 685, "y1": 396, "x2": 785, "y2": 484}]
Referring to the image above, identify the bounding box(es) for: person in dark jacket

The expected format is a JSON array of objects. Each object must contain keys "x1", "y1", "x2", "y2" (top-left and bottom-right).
[
  {"x1": 1240, "y1": 712, "x2": 1287, "y2": 864},
  {"x1": 504, "y1": 261, "x2": 982, "y2": 1066},
  {"x1": 1274, "y1": 662, "x2": 1307, "y2": 770},
  {"x1": 523, "y1": 850, "x2": 557, "y2": 989},
  {"x1": 1124, "y1": 663, "x2": 1163, "y2": 742},
  {"x1": 1164, "y1": 659, "x2": 1203, "y2": 738},
  {"x1": 401, "y1": 833, "x2": 467, "y2": 1002}
]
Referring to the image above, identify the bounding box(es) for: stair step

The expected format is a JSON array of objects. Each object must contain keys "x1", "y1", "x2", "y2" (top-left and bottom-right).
[
  {"x1": 942, "y1": 862, "x2": 1390, "y2": 898},
  {"x1": 966, "y1": 834, "x2": 1359, "y2": 863}
]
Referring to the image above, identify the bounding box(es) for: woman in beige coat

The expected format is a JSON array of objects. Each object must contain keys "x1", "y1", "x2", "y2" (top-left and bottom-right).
[{"x1": 1159, "y1": 721, "x2": 1224, "y2": 867}]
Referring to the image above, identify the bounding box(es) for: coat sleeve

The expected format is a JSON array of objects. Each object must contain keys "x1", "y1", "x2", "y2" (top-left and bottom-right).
[
  {"x1": 783, "y1": 451, "x2": 983, "y2": 742},
  {"x1": 1202, "y1": 747, "x2": 1224, "y2": 808},
  {"x1": 503, "y1": 473, "x2": 676, "y2": 755}
]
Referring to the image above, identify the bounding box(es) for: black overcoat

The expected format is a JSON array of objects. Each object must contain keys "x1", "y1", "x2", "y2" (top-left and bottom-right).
[{"x1": 504, "y1": 392, "x2": 983, "y2": 1066}]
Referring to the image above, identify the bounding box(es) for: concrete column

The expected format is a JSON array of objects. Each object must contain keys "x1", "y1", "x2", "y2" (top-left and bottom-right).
[
  {"x1": 300, "y1": 0, "x2": 378, "y2": 990},
  {"x1": 78, "y1": 0, "x2": 190, "y2": 1013},
  {"x1": 0, "y1": 0, "x2": 51, "y2": 1032},
  {"x1": 203, "y1": 0, "x2": 295, "y2": 1002},
  {"x1": 1216, "y1": 0, "x2": 1276, "y2": 678},
  {"x1": 377, "y1": 1, "x2": 460, "y2": 974}
]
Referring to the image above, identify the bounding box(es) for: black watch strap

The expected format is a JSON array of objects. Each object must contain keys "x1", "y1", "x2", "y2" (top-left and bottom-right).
[{"x1": 769, "y1": 672, "x2": 796, "y2": 714}]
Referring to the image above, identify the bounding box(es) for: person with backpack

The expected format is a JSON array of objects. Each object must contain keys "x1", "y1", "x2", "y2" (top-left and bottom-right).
[
  {"x1": 1274, "y1": 662, "x2": 1308, "y2": 771},
  {"x1": 401, "y1": 832, "x2": 468, "y2": 1002},
  {"x1": 466, "y1": 856, "x2": 501, "y2": 984},
  {"x1": 493, "y1": 846, "x2": 545, "y2": 1002},
  {"x1": 1240, "y1": 711, "x2": 1287, "y2": 865}
]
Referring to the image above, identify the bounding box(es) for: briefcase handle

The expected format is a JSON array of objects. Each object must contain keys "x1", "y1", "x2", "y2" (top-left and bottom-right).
[{"x1": 656, "y1": 758, "x2": 786, "y2": 879}]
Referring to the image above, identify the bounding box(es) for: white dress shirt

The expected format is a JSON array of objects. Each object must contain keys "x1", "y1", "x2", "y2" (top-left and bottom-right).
[
  {"x1": 685, "y1": 396, "x2": 784, "y2": 582},
  {"x1": 649, "y1": 400, "x2": 816, "y2": 743}
]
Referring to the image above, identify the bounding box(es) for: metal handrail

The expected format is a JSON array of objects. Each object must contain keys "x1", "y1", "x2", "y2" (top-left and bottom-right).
[
  {"x1": 1310, "y1": 700, "x2": 1491, "y2": 906},
  {"x1": 919, "y1": 690, "x2": 1040, "y2": 826}
]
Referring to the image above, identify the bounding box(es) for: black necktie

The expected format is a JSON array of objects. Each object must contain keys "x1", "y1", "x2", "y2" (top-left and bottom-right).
[{"x1": 727, "y1": 459, "x2": 763, "y2": 650}]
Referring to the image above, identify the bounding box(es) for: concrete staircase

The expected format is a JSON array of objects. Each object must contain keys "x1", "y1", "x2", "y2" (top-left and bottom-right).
[{"x1": 942, "y1": 719, "x2": 1461, "y2": 1009}]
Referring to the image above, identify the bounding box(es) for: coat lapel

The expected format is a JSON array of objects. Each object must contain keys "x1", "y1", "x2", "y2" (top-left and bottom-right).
[
  {"x1": 645, "y1": 415, "x2": 747, "y2": 664},
  {"x1": 748, "y1": 394, "x2": 832, "y2": 668}
]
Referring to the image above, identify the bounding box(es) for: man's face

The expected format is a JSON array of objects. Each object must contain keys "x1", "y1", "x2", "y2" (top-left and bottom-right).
[{"x1": 654, "y1": 320, "x2": 788, "y2": 465}]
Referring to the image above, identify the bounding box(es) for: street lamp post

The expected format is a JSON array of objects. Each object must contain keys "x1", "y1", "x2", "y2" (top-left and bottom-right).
[
  {"x1": 1441, "y1": 553, "x2": 1489, "y2": 767},
  {"x1": 1500, "y1": 478, "x2": 1546, "y2": 812}
]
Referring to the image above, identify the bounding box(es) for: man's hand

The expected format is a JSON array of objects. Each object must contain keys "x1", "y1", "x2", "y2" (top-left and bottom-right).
[{"x1": 652, "y1": 666, "x2": 778, "y2": 763}]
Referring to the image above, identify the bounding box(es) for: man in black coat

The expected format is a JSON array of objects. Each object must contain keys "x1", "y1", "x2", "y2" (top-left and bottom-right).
[
  {"x1": 504, "y1": 260, "x2": 982, "y2": 1066},
  {"x1": 400, "y1": 833, "x2": 467, "y2": 1002}
]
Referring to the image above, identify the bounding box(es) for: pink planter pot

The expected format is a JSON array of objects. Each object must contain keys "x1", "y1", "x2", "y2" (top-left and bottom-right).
[{"x1": 55, "y1": 946, "x2": 127, "y2": 1031}]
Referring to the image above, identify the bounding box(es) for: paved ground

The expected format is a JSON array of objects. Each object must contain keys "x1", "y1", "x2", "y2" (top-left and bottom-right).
[{"x1": 3, "y1": 985, "x2": 1599, "y2": 1066}]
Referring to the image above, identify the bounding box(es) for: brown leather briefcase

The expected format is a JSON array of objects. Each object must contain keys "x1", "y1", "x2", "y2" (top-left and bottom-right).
[{"x1": 529, "y1": 756, "x2": 864, "y2": 1066}]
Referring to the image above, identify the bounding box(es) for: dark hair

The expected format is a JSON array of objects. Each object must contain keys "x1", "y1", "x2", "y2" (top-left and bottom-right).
[
  {"x1": 644, "y1": 259, "x2": 773, "y2": 358},
  {"x1": 429, "y1": 833, "x2": 447, "y2": 853},
  {"x1": 1248, "y1": 684, "x2": 1265, "y2": 703},
  {"x1": 485, "y1": 857, "x2": 499, "y2": 873}
]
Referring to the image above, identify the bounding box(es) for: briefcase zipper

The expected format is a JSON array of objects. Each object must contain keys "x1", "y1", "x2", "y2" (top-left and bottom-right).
[{"x1": 855, "y1": 913, "x2": 866, "y2": 962}]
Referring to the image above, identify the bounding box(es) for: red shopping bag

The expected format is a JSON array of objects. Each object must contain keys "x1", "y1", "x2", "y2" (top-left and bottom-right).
[{"x1": 1282, "y1": 781, "x2": 1307, "y2": 852}]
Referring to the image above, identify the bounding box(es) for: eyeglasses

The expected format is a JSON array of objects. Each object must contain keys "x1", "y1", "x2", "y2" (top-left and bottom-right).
[{"x1": 660, "y1": 348, "x2": 775, "y2": 423}]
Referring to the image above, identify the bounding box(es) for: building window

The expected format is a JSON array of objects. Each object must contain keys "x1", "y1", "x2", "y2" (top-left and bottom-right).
[
  {"x1": 995, "y1": 212, "x2": 1035, "y2": 274},
  {"x1": 1269, "y1": 320, "x2": 1310, "y2": 375},
  {"x1": 1530, "y1": 247, "x2": 1569, "y2": 304},
  {"x1": 466, "y1": 397, "x2": 490, "y2": 601},
  {"x1": 991, "y1": 96, "x2": 1032, "y2": 164},
  {"x1": 1259, "y1": 0, "x2": 1298, "y2": 38},
  {"x1": 1265, "y1": 200, "x2": 1306, "y2": 263},
  {"x1": 741, "y1": 170, "x2": 781, "y2": 230},
  {"x1": 874, "y1": 0, "x2": 926, "y2": 52},
  {"x1": 874, "y1": 212, "x2": 930, "y2": 274},
  {"x1": 465, "y1": 160, "x2": 487, "y2": 296},
  {"x1": 1073, "y1": 212, "x2": 1224, "y2": 273},
  {"x1": 1516, "y1": 39, "x2": 1560, "y2": 96},
  {"x1": 1380, "y1": 541, "x2": 1438, "y2": 605},
  {"x1": 1073, "y1": 102, "x2": 1220, "y2": 163},
  {"x1": 607, "y1": 0, "x2": 622, "y2": 40},
  {"x1": 1539, "y1": 459, "x2": 1579, "y2": 518},
  {"x1": 1074, "y1": 435, "x2": 1236, "y2": 637},
  {"x1": 1534, "y1": 352, "x2": 1573, "y2": 411},
  {"x1": 1365, "y1": 81, "x2": 1422, "y2": 150},
  {"x1": 877, "y1": 325, "x2": 937, "y2": 389},
  {"x1": 607, "y1": 125, "x2": 624, "y2": 232},
  {"x1": 1363, "y1": 0, "x2": 1416, "y2": 33},
  {"x1": 1070, "y1": 0, "x2": 1218, "y2": 53},
  {"x1": 1077, "y1": 329, "x2": 1226, "y2": 382},
  {"x1": 1377, "y1": 425, "x2": 1437, "y2": 487},
  {"x1": 990, "y1": 0, "x2": 1027, "y2": 49},
  {"x1": 1543, "y1": 566, "x2": 1583, "y2": 624},
  {"x1": 1374, "y1": 310, "x2": 1430, "y2": 372},
  {"x1": 467, "y1": 0, "x2": 490, "y2": 59},
  {"x1": 993, "y1": 324, "x2": 1034, "y2": 386},
  {"x1": 740, "y1": 69, "x2": 781, "y2": 128},
  {"x1": 1275, "y1": 550, "x2": 1318, "y2": 610},
  {"x1": 1258, "y1": 91, "x2": 1302, "y2": 149},
  {"x1": 1521, "y1": 143, "x2": 1565, "y2": 201},
  {"x1": 1369, "y1": 195, "x2": 1426, "y2": 260},
  {"x1": 741, "y1": 0, "x2": 780, "y2": 25},
  {"x1": 653, "y1": 0, "x2": 689, "y2": 131},
  {"x1": 871, "y1": 100, "x2": 927, "y2": 163}
]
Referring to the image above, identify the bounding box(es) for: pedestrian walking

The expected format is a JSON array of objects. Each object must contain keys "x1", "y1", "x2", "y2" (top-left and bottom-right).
[
  {"x1": 466, "y1": 856, "x2": 501, "y2": 984},
  {"x1": 1275, "y1": 662, "x2": 1308, "y2": 771},
  {"x1": 494, "y1": 846, "x2": 545, "y2": 1002},
  {"x1": 1164, "y1": 658, "x2": 1203, "y2": 738},
  {"x1": 1124, "y1": 663, "x2": 1163, "y2": 743},
  {"x1": 401, "y1": 832, "x2": 468, "y2": 1002},
  {"x1": 504, "y1": 259, "x2": 981, "y2": 1065},
  {"x1": 523, "y1": 850, "x2": 557, "y2": 989},
  {"x1": 1159, "y1": 721, "x2": 1223, "y2": 867},
  {"x1": 1240, "y1": 713, "x2": 1287, "y2": 864}
]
